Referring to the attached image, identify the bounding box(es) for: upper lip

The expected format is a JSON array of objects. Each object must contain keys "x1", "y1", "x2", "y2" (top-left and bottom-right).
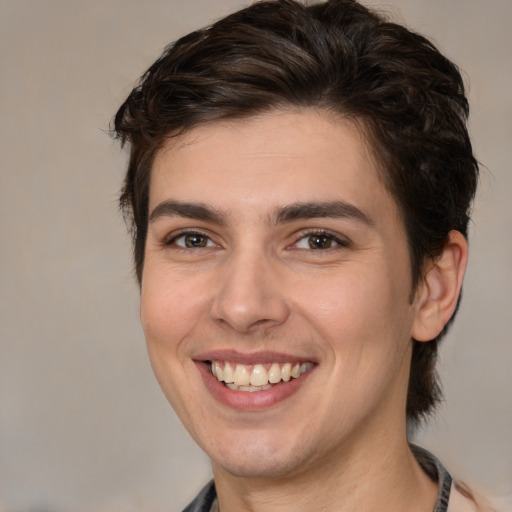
[{"x1": 194, "y1": 349, "x2": 317, "y2": 365}]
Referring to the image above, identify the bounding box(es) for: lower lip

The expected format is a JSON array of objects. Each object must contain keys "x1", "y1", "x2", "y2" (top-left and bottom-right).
[{"x1": 195, "y1": 362, "x2": 315, "y2": 411}]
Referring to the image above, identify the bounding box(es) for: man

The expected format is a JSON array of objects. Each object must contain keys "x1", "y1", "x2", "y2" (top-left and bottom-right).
[{"x1": 113, "y1": 1, "x2": 483, "y2": 510}]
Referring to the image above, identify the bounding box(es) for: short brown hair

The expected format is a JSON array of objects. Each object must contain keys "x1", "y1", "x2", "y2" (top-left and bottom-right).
[{"x1": 113, "y1": 0, "x2": 478, "y2": 425}]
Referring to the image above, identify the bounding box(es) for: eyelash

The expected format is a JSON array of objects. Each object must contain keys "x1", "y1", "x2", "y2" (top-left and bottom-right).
[{"x1": 162, "y1": 228, "x2": 350, "y2": 251}]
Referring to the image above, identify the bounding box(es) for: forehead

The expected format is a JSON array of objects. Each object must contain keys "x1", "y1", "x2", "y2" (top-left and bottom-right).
[{"x1": 149, "y1": 109, "x2": 400, "y2": 227}]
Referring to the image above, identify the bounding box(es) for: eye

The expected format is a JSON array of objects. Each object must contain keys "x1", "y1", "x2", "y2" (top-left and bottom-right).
[
  {"x1": 171, "y1": 232, "x2": 216, "y2": 248},
  {"x1": 294, "y1": 232, "x2": 347, "y2": 250}
]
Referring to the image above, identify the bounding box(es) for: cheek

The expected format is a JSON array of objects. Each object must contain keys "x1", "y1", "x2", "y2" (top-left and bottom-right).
[
  {"x1": 139, "y1": 272, "x2": 208, "y2": 420},
  {"x1": 295, "y1": 264, "x2": 414, "y2": 370},
  {"x1": 298, "y1": 268, "x2": 401, "y2": 332},
  {"x1": 140, "y1": 268, "x2": 208, "y2": 354},
  {"x1": 301, "y1": 270, "x2": 413, "y2": 420}
]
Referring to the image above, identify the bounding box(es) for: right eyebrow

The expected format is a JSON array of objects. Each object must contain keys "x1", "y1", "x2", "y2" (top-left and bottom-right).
[{"x1": 148, "y1": 200, "x2": 226, "y2": 225}]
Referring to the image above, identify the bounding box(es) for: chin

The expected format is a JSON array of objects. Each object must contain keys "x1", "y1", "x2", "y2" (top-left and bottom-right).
[
  {"x1": 207, "y1": 430, "x2": 314, "y2": 480},
  {"x1": 215, "y1": 453, "x2": 307, "y2": 480}
]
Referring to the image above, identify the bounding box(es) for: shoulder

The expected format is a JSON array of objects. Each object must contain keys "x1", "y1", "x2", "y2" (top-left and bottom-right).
[
  {"x1": 448, "y1": 484, "x2": 479, "y2": 512},
  {"x1": 410, "y1": 445, "x2": 496, "y2": 512},
  {"x1": 449, "y1": 481, "x2": 500, "y2": 512}
]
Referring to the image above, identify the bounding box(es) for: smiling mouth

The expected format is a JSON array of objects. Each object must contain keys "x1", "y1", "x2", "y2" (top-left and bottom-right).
[{"x1": 210, "y1": 361, "x2": 314, "y2": 392}]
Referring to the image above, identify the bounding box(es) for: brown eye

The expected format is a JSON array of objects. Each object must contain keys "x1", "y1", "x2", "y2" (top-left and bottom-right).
[
  {"x1": 294, "y1": 231, "x2": 348, "y2": 251},
  {"x1": 308, "y1": 235, "x2": 334, "y2": 249},
  {"x1": 173, "y1": 233, "x2": 214, "y2": 248},
  {"x1": 185, "y1": 234, "x2": 208, "y2": 247}
]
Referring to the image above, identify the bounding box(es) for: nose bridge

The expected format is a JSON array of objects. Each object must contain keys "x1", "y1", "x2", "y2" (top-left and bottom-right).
[{"x1": 211, "y1": 242, "x2": 289, "y2": 333}]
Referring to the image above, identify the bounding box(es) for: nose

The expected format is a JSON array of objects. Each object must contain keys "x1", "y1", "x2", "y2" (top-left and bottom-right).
[{"x1": 210, "y1": 250, "x2": 290, "y2": 334}]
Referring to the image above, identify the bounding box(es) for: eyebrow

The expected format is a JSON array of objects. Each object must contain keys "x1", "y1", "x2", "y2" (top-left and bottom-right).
[
  {"x1": 148, "y1": 199, "x2": 373, "y2": 227},
  {"x1": 274, "y1": 201, "x2": 374, "y2": 226},
  {"x1": 149, "y1": 200, "x2": 225, "y2": 225}
]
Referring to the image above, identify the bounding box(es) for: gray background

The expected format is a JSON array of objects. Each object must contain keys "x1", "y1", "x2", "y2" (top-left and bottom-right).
[{"x1": 1, "y1": 0, "x2": 511, "y2": 511}]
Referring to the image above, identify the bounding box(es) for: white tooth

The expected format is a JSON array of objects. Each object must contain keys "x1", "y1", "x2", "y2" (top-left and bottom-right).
[
  {"x1": 223, "y1": 362, "x2": 234, "y2": 384},
  {"x1": 291, "y1": 363, "x2": 301, "y2": 379},
  {"x1": 250, "y1": 364, "x2": 269, "y2": 386},
  {"x1": 268, "y1": 362, "x2": 281, "y2": 384},
  {"x1": 214, "y1": 361, "x2": 223, "y2": 381},
  {"x1": 233, "y1": 364, "x2": 250, "y2": 386},
  {"x1": 211, "y1": 362, "x2": 217, "y2": 377},
  {"x1": 281, "y1": 362, "x2": 292, "y2": 382}
]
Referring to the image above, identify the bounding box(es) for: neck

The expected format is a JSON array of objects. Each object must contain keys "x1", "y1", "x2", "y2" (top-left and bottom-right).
[{"x1": 212, "y1": 425, "x2": 437, "y2": 512}]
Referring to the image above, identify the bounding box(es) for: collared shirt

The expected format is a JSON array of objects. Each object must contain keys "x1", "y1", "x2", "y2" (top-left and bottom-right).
[{"x1": 181, "y1": 446, "x2": 452, "y2": 512}]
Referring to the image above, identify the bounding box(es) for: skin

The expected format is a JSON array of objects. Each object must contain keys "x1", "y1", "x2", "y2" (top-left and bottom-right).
[{"x1": 140, "y1": 109, "x2": 467, "y2": 512}]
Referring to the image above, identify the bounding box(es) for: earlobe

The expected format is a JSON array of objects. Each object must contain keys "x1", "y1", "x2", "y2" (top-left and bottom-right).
[{"x1": 411, "y1": 231, "x2": 468, "y2": 342}]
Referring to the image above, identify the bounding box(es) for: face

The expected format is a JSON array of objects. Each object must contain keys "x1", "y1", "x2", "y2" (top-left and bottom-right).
[{"x1": 141, "y1": 110, "x2": 422, "y2": 480}]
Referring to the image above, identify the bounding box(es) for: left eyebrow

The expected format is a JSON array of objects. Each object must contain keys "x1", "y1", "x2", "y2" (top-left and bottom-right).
[{"x1": 273, "y1": 201, "x2": 374, "y2": 226}]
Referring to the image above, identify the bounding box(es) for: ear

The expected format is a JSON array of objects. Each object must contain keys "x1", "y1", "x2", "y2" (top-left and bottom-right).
[{"x1": 411, "y1": 230, "x2": 468, "y2": 342}]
